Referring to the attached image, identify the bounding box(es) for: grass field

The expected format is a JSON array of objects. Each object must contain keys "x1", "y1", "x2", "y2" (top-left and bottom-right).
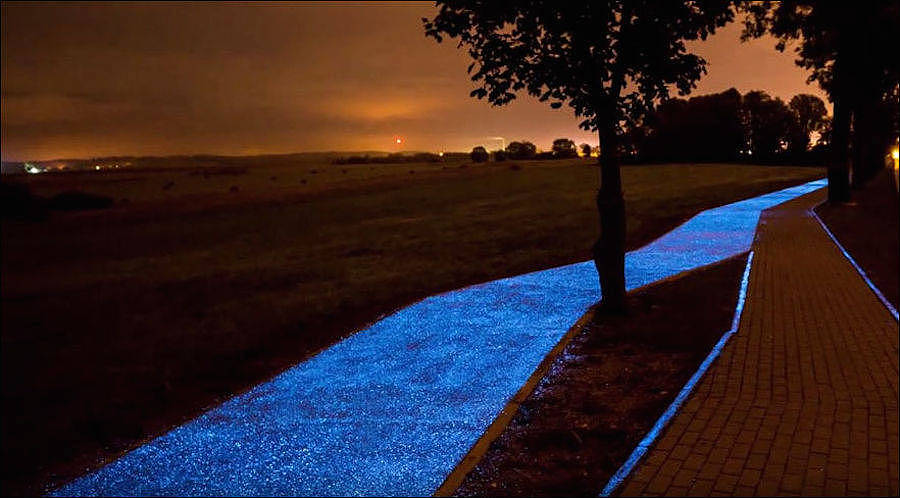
[{"x1": 1, "y1": 158, "x2": 823, "y2": 494}]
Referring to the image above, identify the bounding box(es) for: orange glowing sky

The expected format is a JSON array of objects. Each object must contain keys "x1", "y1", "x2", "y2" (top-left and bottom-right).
[{"x1": 1, "y1": 2, "x2": 829, "y2": 161}]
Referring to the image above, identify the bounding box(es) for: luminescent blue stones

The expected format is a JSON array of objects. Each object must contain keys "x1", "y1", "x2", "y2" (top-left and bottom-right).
[{"x1": 52, "y1": 179, "x2": 826, "y2": 497}]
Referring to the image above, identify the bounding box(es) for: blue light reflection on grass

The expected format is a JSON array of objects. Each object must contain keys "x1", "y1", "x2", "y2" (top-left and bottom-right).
[{"x1": 52, "y1": 179, "x2": 826, "y2": 497}]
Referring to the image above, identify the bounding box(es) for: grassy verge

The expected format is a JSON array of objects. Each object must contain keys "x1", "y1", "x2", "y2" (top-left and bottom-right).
[
  {"x1": 455, "y1": 255, "x2": 748, "y2": 496},
  {"x1": 816, "y1": 168, "x2": 899, "y2": 309},
  {"x1": 1, "y1": 160, "x2": 821, "y2": 494}
]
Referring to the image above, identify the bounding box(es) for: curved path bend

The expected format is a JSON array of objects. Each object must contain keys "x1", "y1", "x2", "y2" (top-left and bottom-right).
[
  {"x1": 54, "y1": 180, "x2": 826, "y2": 497},
  {"x1": 618, "y1": 189, "x2": 899, "y2": 496}
]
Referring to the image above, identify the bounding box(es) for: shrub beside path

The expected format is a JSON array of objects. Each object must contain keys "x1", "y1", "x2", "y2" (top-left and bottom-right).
[{"x1": 619, "y1": 189, "x2": 899, "y2": 496}]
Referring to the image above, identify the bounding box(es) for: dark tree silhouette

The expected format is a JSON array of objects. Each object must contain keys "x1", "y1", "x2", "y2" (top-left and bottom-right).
[
  {"x1": 424, "y1": 1, "x2": 733, "y2": 311},
  {"x1": 643, "y1": 88, "x2": 744, "y2": 161},
  {"x1": 742, "y1": 91, "x2": 795, "y2": 157},
  {"x1": 788, "y1": 94, "x2": 829, "y2": 152},
  {"x1": 552, "y1": 138, "x2": 578, "y2": 158},
  {"x1": 580, "y1": 143, "x2": 593, "y2": 157},
  {"x1": 622, "y1": 126, "x2": 648, "y2": 159},
  {"x1": 470, "y1": 146, "x2": 489, "y2": 163},
  {"x1": 741, "y1": 1, "x2": 900, "y2": 201},
  {"x1": 506, "y1": 141, "x2": 537, "y2": 159}
]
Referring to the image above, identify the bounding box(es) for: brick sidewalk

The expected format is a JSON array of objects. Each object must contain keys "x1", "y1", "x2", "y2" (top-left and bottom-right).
[{"x1": 619, "y1": 190, "x2": 899, "y2": 496}]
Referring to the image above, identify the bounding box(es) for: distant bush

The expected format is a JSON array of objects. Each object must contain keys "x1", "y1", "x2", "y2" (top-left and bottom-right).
[
  {"x1": 552, "y1": 138, "x2": 578, "y2": 158},
  {"x1": 535, "y1": 151, "x2": 557, "y2": 160},
  {"x1": 471, "y1": 146, "x2": 489, "y2": 163},
  {"x1": 492, "y1": 150, "x2": 508, "y2": 162},
  {"x1": 506, "y1": 141, "x2": 537, "y2": 159},
  {"x1": 45, "y1": 191, "x2": 113, "y2": 212}
]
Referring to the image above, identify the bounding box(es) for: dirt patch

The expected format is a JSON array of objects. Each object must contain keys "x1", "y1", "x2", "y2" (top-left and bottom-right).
[
  {"x1": 454, "y1": 255, "x2": 747, "y2": 496},
  {"x1": 816, "y1": 168, "x2": 899, "y2": 309}
]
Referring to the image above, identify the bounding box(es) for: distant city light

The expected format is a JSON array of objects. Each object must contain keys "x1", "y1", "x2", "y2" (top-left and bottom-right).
[
  {"x1": 23, "y1": 162, "x2": 43, "y2": 174},
  {"x1": 395, "y1": 137, "x2": 403, "y2": 144},
  {"x1": 892, "y1": 146, "x2": 899, "y2": 190},
  {"x1": 438, "y1": 152, "x2": 444, "y2": 157}
]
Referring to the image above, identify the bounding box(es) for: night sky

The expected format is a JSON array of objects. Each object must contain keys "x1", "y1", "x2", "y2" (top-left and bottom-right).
[{"x1": 1, "y1": 1, "x2": 829, "y2": 162}]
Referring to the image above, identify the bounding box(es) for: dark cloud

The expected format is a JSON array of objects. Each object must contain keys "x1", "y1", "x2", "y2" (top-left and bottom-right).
[{"x1": 1, "y1": 2, "x2": 828, "y2": 161}]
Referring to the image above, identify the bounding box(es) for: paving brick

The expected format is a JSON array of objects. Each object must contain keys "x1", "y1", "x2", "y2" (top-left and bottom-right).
[
  {"x1": 613, "y1": 191, "x2": 899, "y2": 496},
  {"x1": 738, "y1": 468, "x2": 762, "y2": 487},
  {"x1": 746, "y1": 453, "x2": 768, "y2": 470},
  {"x1": 671, "y1": 468, "x2": 697, "y2": 488},
  {"x1": 687, "y1": 478, "x2": 714, "y2": 496},
  {"x1": 644, "y1": 473, "x2": 674, "y2": 495},
  {"x1": 781, "y1": 473, "x2": 804, "y2": 494},
  {"x1": 721, "y1": 458, "x2": 744, "y2": 476},
  {"x1": 824, "y1": 478, "x2": 847, "y2": 496},
  {"x1": 712, "y1": 473, "x2": 739, "y2": 494}
]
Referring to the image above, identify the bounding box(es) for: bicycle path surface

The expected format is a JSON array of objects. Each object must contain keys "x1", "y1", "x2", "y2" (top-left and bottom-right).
[
  {"x1": 53, "y1": 179, "x2": 827, "y2": 497},
  {"x1": 618, "y1": 189, "x2": 899, "y2": 496}
]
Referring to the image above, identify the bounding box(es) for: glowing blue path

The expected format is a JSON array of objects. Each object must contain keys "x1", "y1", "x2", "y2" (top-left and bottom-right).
[{"x1": 54, "y1": 179, "x2": 826, "y2": 497}]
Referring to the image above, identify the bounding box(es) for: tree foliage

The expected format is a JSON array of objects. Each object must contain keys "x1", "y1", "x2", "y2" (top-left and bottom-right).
[
  {"x1": 424, "y1": 1, "x2": 734, "y2": 134},
  {"x1": 470, "y1": 146, "x2": 489, "y2": 163},
  {"x1": 740, "y1": 2, "x2": 899, "y2": 103},
  {"x1": 788, "y1": 94, "x2": 828, "y2": 152},
  {"x1": 740, "y1": 1, "x2": 900, "y2": 196},
  {"x1": 643, "y1": 88, "x2": 744, "y2": 161},
  {"x1": 552, "y1": 138, "x2": 577, "y2": 158},
  {"x1": 742, "y1": 91, "x2": 795, "y2": 156},
  {"x1": 424, "y1": 1, "x2": 734, "y2": 311},
  {"x1": 505, "y1": 140, "x2": 537, "y2": 159}
]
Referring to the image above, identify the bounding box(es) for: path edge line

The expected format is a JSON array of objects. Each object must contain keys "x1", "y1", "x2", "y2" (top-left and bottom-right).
[
  {"x1": 598, "y1": 250, "x2": 755, "y2": 497},
  {"x1": 809, "y1": 203, "x2": 899, "y2": 321},
  {"x1": 432, "y1": 309, "x2": 596, "y2": 496}
]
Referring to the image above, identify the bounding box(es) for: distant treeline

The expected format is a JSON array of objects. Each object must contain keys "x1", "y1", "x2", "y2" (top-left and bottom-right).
[
  {"x1": 466, "y1": 88, "x2": 837, "y2": 165},
  {"x1": 331, "y1": 152, "x2": 460, "y2": 165},
  {"x1": 625, "y1": 88, "x2": 833, "y2": 163},
  {"x1": 469, "y1": 138, "x2": 584, "y2": 163}
]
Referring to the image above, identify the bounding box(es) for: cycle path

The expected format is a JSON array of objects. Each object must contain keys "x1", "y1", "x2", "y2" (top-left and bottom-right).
[{"x1": 54, "y1": 179, "x2": 827, "y2": 497}]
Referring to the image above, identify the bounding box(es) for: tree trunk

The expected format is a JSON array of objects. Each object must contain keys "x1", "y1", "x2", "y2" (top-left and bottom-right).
[
  {"x1": 829, "y1": 96, "x2": 852, "y2": 203},
  {"x1": 851, "y1": 85, "x2": 888, "y2": 187},
  {"x1": 592, "y1": 124, "x2": 627, "y2": 313},
  {"x1": 827, "y1": 37, "x2": 854, "y2": 203}
]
